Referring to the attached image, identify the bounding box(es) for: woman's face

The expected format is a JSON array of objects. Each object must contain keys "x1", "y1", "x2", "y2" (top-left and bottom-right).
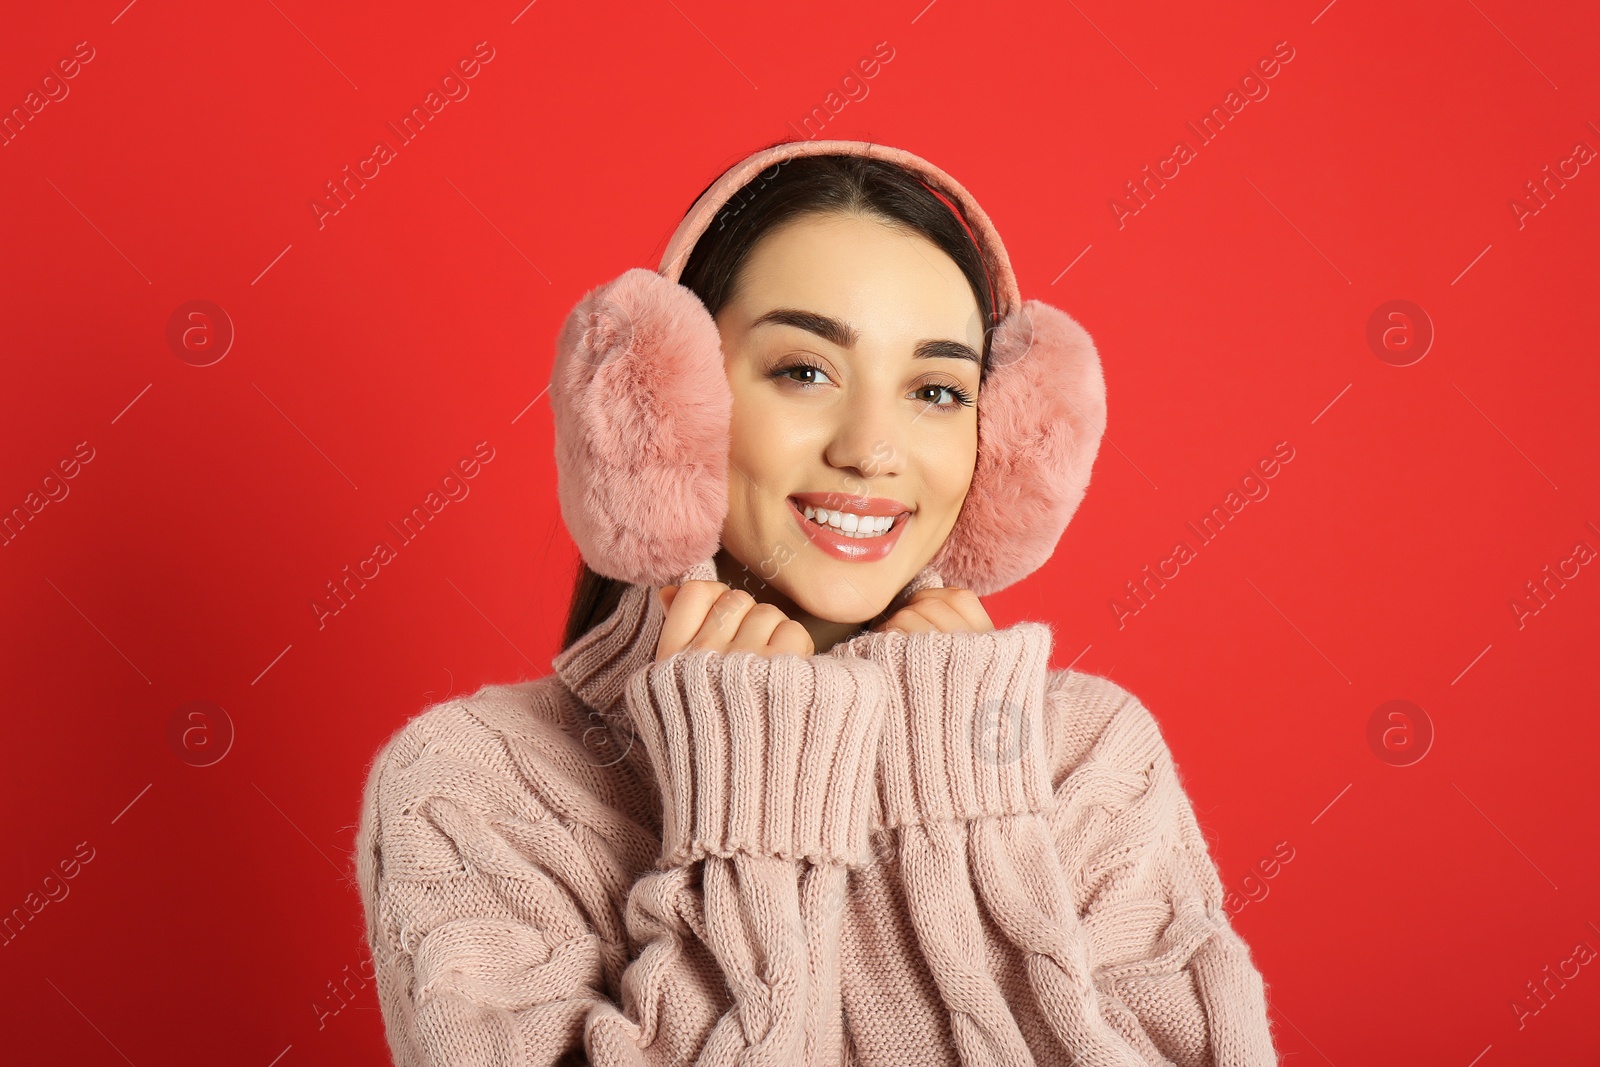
[{"x1": 713, "y1": 210, "x2": 983, "y2": 629}]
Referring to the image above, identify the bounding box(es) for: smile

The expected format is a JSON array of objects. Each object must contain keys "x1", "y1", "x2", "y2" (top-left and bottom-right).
[{"x1": 786, "y1": 493, "x2": 911, "y2": 563}]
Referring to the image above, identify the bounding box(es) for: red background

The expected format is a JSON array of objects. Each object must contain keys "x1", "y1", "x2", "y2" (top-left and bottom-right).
[{"x1": 3, "y1": 0, "x2": 1597, "y2": 1063}]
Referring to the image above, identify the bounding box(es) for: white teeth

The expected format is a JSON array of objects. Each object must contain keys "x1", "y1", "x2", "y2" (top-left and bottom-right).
[{"x1": 796, "y1": 500, "x2": 900, "y2": 538}]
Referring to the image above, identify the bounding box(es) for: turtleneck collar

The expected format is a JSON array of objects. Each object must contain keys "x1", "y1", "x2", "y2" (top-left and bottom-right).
[{"x1": 550, "y1": 552, "x2": 946, "y2": 722}]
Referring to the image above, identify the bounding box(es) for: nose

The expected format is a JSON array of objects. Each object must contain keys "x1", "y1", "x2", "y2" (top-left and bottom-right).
[{"x1": 822, "y1": 389, "x2": 906, "y2": 485}]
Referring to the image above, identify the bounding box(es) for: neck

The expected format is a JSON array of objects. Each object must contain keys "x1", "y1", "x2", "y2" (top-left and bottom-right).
[{"x1": 711, "y1": 548, "x2": 871, "y2": 654}]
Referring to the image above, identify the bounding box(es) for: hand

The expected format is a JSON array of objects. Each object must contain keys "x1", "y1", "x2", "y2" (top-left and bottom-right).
[
  {"x1": 655, "y1": 581, "x2": 815, "y2": 662},
  {"x1": 872, "y1": 587, "x2": 993, "y2": 635}
]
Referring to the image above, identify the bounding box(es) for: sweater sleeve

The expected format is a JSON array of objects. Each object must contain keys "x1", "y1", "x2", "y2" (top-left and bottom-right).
[
  {"x1": 356, "y1": 650, "x2": 888, "y2": 1067},
  {"x1": 586, "y1": 648, "x2": 889, "y2": 1063},
  {"x1": 826, "y1": 626, "x2": 1280, "y2": 1065}
]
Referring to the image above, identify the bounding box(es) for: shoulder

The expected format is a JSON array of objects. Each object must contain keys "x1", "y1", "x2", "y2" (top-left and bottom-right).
[
  {"x1": 352, "y1": 678, "x2": 655, "y2": 974},
  {"x1": 1041, "y1": 675, "x2": 1241, "y2": 962},
  {"x1": 1043, "y1": 669, "x2": 1168, "y2": 774},
  {"x1": 1041, "y1": 668, "x2": 1195, "y2": 822},
  {"x1": 356, "y1": 676, "x2": 650, "y2": 874},
  {"x1": 1040, "y1": 670, "x2": 1223, "y2": 894},
  {"x1": 361, "y1": 677, "x2": 570, "y2": 797}
]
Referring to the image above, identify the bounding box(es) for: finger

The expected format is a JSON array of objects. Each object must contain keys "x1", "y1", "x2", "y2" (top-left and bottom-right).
[
  {"x1": 909, "y1": 588, "x2": 991, "y2": 632},
  {"x1": 729, "y1": 603, "x2": 788, "y2": 653},
  {"x1": 657, "y1": 581, "x2": 729, "y2": 659},
  {"x1": 910, "y1": 597, "x2": 975, "y2": 634},
  {"x1": 880, "y1": 607, "x2": 937, "y2": 634},
  {"x1": 880, "y1": 600, "x2": 955, "y2": 634},
  {"x1": 764, "y1": 618, "x2": 814, "y2": 658},
  {"x1": 658, "y1": 585, "x2": 679, "y2": 613},
  {"x1": 688, "y1": 587, "x2": 757, "y2": 651},
  {"x1": 872, "y1": 608, "x2": 907, "y2": 633},
  {"x1": 941, "y1": 589, "x2": 993, "y2": 631}
]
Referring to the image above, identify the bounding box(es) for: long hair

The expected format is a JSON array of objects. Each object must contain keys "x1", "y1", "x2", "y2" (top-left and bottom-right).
[{"x1": 559, "y1": 147, "x2": 998, "y2": 652}]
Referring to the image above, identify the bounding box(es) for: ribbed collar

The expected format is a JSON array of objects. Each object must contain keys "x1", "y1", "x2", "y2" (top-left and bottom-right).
[{"x1": 550, "y1": 552, "x2": 946, "y2": 722}]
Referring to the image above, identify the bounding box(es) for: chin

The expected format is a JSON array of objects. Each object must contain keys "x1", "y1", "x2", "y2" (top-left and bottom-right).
[{"x1": 783, "y1": 565, "x2": 900, "y2": 625}]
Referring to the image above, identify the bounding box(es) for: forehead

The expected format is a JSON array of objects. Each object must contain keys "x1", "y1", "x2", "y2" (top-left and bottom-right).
[{"x1": 730, "y1": 212, "x2": 983, "y2": 346}]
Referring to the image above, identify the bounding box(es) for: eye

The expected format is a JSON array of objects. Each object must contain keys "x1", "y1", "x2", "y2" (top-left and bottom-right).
[
  {"x1": 771, "y1": 358, "x2": 834, "y2": 388},
  {"x1": 912, "y1": 380, "x2": 976, "y2": 410}
]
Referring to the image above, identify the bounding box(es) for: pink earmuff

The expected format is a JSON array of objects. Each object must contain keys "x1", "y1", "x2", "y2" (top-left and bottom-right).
[{"x1": 548, "y1": 139, "x2": 1106, "y2": 597}]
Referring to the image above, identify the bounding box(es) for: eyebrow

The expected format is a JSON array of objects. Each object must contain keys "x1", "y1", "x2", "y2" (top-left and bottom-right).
[{"x1": 750, "y1": 307, "x2": 982, "y2": 366}]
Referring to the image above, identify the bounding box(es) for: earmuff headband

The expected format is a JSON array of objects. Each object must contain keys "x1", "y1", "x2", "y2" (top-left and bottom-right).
[{"x1": 656, "y1": 139, "x2": 1021, "y2": 316}]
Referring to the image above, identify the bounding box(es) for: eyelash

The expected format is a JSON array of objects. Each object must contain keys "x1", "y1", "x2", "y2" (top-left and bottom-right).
[{"x1": 771, "y1": 358, "x2": 976, "y2": 410}]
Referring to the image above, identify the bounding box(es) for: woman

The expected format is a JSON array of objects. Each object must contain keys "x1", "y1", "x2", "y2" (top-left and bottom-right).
[{"x1": 355, "y1": 139, "x2": 1280, "y2": 1066}]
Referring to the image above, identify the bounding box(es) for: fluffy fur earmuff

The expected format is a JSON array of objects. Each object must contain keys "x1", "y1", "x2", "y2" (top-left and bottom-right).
[
  {"x1": 928, "y1": 300, "x2": 1106, "y2": 596},
  {"x1": 549, "y1": 139, "x2": 1107, "y2": 597},
  {"x1": 549, "y1": 267, "x2": 731, "y2": 587}
]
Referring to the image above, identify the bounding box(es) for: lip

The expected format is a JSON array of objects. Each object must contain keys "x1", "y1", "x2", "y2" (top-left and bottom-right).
[
  {"x1": 787, "y1": 491, "x2": 912, "y2": 518},
  {"x1": 786, "y1": 495, "x2": 910, "y2": 563}
]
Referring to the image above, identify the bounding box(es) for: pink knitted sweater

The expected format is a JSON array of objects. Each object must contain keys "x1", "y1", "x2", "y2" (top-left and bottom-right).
[{"x1": 354, "y1": 565, "x2": 1281, "y2": 1066}]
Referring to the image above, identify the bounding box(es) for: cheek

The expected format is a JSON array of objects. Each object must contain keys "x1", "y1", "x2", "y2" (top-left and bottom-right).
[
  {"x1": 916, "y1": 421, "x2": 978, "y2": 516},
  {"x1": 726, "y1": 386, "x2": 789, "y2": 487},
  {"x1": 722, "y1": 385, "x2": 800, "y2": 543},
  {"x1": 718, "y1": 462, "x2": 770, "y2": 575}
]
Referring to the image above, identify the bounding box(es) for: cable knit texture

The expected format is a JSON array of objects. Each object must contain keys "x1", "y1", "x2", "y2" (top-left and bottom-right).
[{"x1": 354, "y1": 568, "x2": 1281, "y2": 1066}]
